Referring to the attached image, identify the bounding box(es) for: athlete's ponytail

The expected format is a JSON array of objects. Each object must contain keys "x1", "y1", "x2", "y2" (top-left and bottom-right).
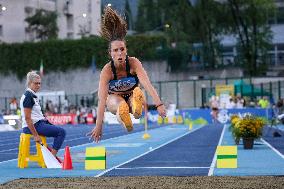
[{"x1": 100, "y1": 6, "x2": 127, "y2": 42}]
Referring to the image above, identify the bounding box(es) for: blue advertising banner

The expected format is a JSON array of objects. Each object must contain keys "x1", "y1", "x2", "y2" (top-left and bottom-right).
[{"x1": 146, "y1": 108, "x2": 272, "y2": 124}]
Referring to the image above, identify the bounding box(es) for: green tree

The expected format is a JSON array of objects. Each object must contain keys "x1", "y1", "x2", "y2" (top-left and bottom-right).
[
  {"x1": 25, "y1": 9, "x2": 58, "y2": 41},
  {"x1": 158, "y1": 0, "x2": 192, "y2": 42},
  {"x1": 188, "y1": 0, "x2": 225, "y2": 69},
  {"x1": 226, "y1": 0, "x2": 275, "y2": 76},
  {"x1": 135, "y1": 0, "x2": 161, "y2": 32},
  {"x1": 136, "y1": 0, "x2": 224, "y2": 70}
]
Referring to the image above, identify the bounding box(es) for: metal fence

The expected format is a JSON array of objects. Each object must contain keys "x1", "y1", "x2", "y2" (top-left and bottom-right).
[
  {"x1": 148, "y1": 78, "x2": 284, "y2": 109},
  {"x1": 1, "y1": 77, "x2": 284, "y2": 113}
]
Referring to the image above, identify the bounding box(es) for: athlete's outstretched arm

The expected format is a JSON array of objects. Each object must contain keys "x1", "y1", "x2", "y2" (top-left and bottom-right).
[
  {"x1": 88, "y1": 65, "x2": 110, "y2": 142},
  {"x1": 132, "y1": 58, "x2": 166, "y2": 117}
]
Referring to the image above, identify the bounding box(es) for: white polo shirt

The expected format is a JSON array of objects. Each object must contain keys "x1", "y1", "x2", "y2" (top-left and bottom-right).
[{"x1": 20, "y1": 88, "x2": 45, "y2": 128}]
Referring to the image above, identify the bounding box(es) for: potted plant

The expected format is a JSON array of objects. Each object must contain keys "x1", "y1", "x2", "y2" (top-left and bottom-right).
[
  {"x1": 230, "y1": 114, "x2": 265, "y2": 149},
  {"x1": 229, "y1": 114, "x2": 241, "y2": 145}
]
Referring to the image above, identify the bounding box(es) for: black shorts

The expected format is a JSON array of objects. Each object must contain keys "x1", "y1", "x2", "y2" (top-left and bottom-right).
[
  {"x1": 212, "y1": 107, "x2": 218, "y2": 111},
  {"x1": 120, "y1": 93, "x2": 132, "y2": 102},
  {"x1": 109, "y1": 92, "x2": 132, "y2": 102}
]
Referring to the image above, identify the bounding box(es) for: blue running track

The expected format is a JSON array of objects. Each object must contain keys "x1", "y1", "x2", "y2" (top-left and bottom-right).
[{"x1": 0, "y1": 123, "x2": 284, "y2": 184}]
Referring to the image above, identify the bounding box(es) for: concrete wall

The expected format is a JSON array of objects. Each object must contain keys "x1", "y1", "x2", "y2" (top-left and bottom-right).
[{"x1": 0, "y1": 61, "x2": 245, "y2": 98}]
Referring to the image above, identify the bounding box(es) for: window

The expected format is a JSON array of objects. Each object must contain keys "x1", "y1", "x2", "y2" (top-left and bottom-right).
[
  {"x1": 67, "y1": 32, "x2": 74, "y2": 39},
  {"x1": 66, "y1": 0, "x2": 73, "y2": 5},
  {"x1": 278, "y1": 44, "x2": 284, "y2": 51},
  {"x1": 88, "y1": 20, "x2": 92, "y2": 32},
  {"x1": 25, "y1": 7, "x2": 33, "y2": 17},
  {"x1": 66, "y1": 15, "x2": 74, "y2": 30},
  {"x1": 276, "y1": 7, "x2": 284, "y2": 24},
  {"x1": 88, "y1": 0, "x2": 92, "y2": 13}
]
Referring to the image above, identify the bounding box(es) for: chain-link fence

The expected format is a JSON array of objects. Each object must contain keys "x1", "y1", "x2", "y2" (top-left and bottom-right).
[{"x1": 146, "y1": 78, "x2": 284, "y2": 109}]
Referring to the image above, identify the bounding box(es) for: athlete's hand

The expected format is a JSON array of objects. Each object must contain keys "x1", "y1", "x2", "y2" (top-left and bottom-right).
[
  {"x1": 87, "y1": 126, "x2": 102, "y2": 143},
  {"x1": 157, "y1": 105, "x2": 167, "y2": 118},
  {"x1": 34, "y1": 135, "x2": 42, "y2": 144}
]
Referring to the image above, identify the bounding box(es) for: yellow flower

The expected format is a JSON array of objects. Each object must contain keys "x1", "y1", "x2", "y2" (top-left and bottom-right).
[{"x1": 230, "y1": 115, "x2": 265, "y2": 139}]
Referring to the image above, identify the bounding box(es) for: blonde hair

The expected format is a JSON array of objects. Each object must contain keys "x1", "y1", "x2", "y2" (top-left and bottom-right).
[
  {"x1": 26, "y1": 71, "x2": 40, "y2": 87},
  {"x1": 100, "y1": 6, "x2": 127, "y2": 42}
]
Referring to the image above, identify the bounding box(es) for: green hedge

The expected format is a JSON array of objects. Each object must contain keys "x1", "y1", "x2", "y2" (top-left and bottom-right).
[{"x1": 0, "y1": 35, "x2": 167, "y2": 79}]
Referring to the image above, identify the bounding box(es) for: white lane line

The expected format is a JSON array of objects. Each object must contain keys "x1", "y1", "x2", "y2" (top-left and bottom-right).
[
  {"x1": 0, "y1": 158, "x2": 17, "y2": 164},
  {"x1": 0, "y1": 136, "x2": 91, "y2": 153},
  {"x1": 0, "y1": 131, "x2": 130, "y2": 164},
  {"x1": 116, "y1": 166, "x2": 210, "y2": 169},
  {"x1": 208, "y1": 124, "x2": 227, "y2": 176},
  {"x1": 0, "y1": 127, "x2": 147, "y2": 156},
  {"x1": 0, "y1": 125, "x2": 123, "y2": 143},
  {"x1": 261, "y1": 138, "x2": 284, "y2": 159},
  {"x1": 0, "y1": 125, "x2": 188, "y2": 163},
  {"x1": 0, "y1": 129, "x2": 126, "y2": 150},
  {"x1": 94, "y1": 126, "x2": 203, "y2": 177}
]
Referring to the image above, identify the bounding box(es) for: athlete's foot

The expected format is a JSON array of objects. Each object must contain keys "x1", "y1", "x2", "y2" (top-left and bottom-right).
[
  {"x1": 132, "y1": 87, "x2": 144, "y2": 119},
  {"x1": 117, "y1": 101, "x2": 133, "y2": 132},
  {"x1": 47, "y1": 146, "x2": 62, "y2": 163}
]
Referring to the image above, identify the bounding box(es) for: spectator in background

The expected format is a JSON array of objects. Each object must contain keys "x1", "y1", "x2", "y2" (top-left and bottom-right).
[
  {"x1": 63, "y1": 97, "x2": 69, "y2": 113},
  {"x1": 276, "y1": 99, "x2": 284, "y2": 114},
  {"x1": 258, "y1": 96, "x2": 270, "y2": 108},
  {"x1": 20, "y1": 71, "x2": 66, "y2": 156},
  {"x1": 236, "y1": 94, "x2": 245, "y2": 108},
  {"x1": 210, "y1": 95, "x2": 219, "y2": 123},
  {"x1": 48, "y1": 100, "x2": 55, "y2": 113},
  {"x1": 91, "y1": 107, "x2": 97, "y2": 123},
  {"x1": 226, "y1": 98, "x2": 236, "y2": 109},
  {"x1": 86, "y1": 97, "x2": 90, "y2": 107},
  {"x1": 9, "y1": 97, "x2": 18, "y2": 114},
  {"x1": 80, "y1": 97, "x2": 85, "y2": 107},
  {"x1": 275, "y1": 99, "x2": 284, "y2": 123},
  {"x1": 45, "y1": 101, "x2": 50, "y2": 113}
]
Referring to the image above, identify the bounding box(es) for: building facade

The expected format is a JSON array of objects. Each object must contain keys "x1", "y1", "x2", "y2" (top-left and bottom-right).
[
  {"x1": 0, "y1": 0, "x2": 101, "y2": 43},
  {"x1": 221, "y1": 0, "x2": 284, "y2": 69}
]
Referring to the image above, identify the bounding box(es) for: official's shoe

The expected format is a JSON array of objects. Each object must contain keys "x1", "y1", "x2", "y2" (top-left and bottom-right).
[
  {"x1": 117, "y1": 101, "x2": 133, "y2": 132},
  {"x1": 132, "y1": 87, "x2": 144, "y2": 119}
]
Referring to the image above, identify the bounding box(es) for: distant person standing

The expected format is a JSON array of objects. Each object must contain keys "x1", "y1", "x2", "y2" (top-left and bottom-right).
[
  {"x1": 20, "y1": 71, "x2": 66, "y2": 156},
  {"x1": 236, "y1": 94, "x2": 245, "y2": 108},
  {"x1": 258, "y1": 96, "x2": 270, "y2": 108},
  {"x1": 226, "y1": 98, "x2": 236, "y2": 109},
  {"x1": 210, "y1": 95, "x2": 219, "y2": 123},
  {"x1": 9, "y1": 97, "x2": 18, "y2": 114}
]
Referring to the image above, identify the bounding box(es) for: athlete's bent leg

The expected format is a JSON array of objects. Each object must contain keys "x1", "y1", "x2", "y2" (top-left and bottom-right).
[
  {"x1": 130, "y1": 87, "x2": 144, "y2": 119},
  {"x1": 106, "y1": 94, "x2": 133, "y2": 131}
]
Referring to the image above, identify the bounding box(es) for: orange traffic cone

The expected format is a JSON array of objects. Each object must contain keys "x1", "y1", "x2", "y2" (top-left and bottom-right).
[{"x1": 62, "y1": 146, "x2": 73, "y2": 170}]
